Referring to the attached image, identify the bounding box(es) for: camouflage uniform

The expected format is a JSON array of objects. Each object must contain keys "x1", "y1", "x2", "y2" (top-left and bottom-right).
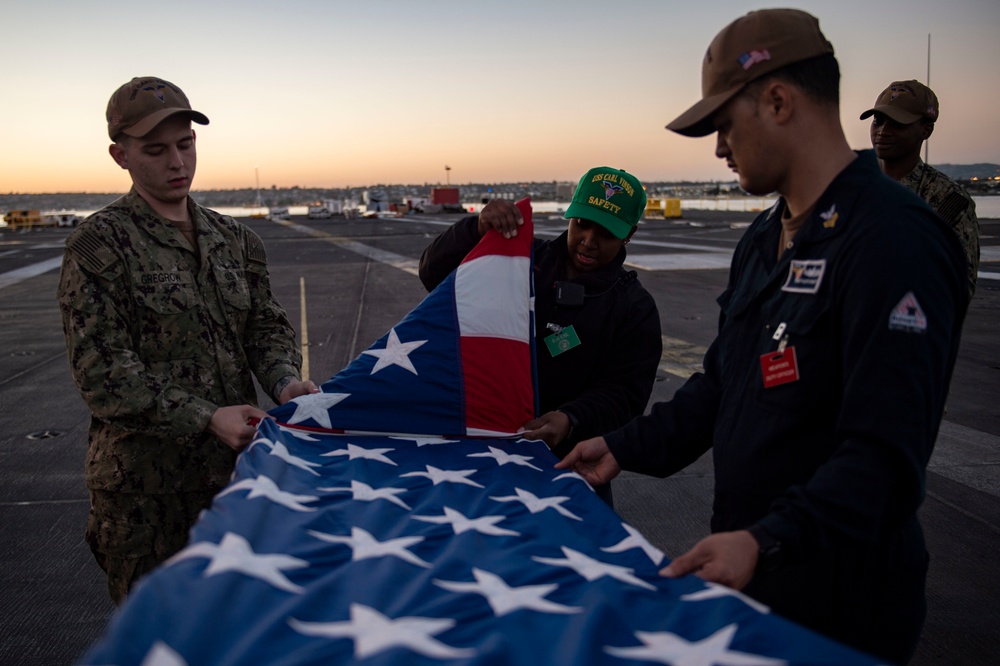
[
  {"x1": 900, "y1": 160, "x2": 980, "y2": 301},
  {"x1": 57, "y1": 189, "x2": 301, "y2": 603}
]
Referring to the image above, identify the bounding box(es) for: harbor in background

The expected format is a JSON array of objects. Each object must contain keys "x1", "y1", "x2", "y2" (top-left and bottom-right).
[{"x1": 4, "y1": 195, "x2": 999, "y2": 225}]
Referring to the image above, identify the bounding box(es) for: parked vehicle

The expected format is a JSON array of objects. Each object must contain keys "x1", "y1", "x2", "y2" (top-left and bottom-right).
[
  {"x1": 3, "y1": 209, "x2": 42, "y2": 229},
  {"x1": 46, "y1": 212, "x2": 83, "y2": 227},
  {"x1": 307, "y1": 199, "x2": 344, "y2": 219}
]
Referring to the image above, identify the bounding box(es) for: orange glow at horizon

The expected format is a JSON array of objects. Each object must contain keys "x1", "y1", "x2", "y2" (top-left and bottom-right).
[{"x1": 2, "y1": 1, "x2": 998, "y2": 195}]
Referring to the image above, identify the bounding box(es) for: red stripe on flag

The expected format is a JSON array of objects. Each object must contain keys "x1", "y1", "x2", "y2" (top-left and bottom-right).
[
  {"x1": 461, "y1": 336, "x2": 534, "y2": 434},
  {"x1": 461, "y1": 198, "x2": 534, "y2": 263}
]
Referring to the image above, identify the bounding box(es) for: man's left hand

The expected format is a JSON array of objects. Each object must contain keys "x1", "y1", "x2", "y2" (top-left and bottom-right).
[
  {"x1": 278, "y1": 379, "x2": 320, "y2": 404},
  {"x1": 659, "y1": 530, "x2": 759, "y2": 590}
]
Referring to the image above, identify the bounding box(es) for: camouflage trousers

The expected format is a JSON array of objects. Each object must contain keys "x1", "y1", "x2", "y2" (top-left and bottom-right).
[{"x1": 86, "y1": 488, "x2": 219, "y2": 605}]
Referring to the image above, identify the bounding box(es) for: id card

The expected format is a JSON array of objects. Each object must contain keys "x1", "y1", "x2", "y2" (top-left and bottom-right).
[
  {"x1": 760, "y1": 347, "x2": 800, "y2": 388},
  {"x1": 544, "y1": 325, "x2": 581, "y2": 357}
]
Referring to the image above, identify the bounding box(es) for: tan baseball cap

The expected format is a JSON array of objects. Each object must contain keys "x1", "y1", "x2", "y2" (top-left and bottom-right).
[
  {"x1": 106, "y1": 77, "x2": 209, "y2": 140},
  {"x1": 859, "y1": 80, "x2": 939, "y2": 125},
  {"x1": 666, "y1": 9, "x2": 834, "y2": 137}
]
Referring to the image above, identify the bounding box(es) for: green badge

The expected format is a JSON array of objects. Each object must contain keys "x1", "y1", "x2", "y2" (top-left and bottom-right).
[{"x1": 544, "y1": 325, "x2": 581, "y2": 357}]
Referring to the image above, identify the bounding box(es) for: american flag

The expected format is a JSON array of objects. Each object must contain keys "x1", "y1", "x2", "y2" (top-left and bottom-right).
[
  {"x1": 738, "y1": 49, "x2": 772, "y2": 71},
  {"x1": 267, "y1": 198, "x2": 536, "y2": 438},
  {"x1": 80, "y1": 200, "x2": 879, "y2": 665}
]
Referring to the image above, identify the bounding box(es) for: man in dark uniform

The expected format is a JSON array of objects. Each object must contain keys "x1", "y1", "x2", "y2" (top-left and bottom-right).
[
  {"x1": 419, "y1": 166, "x2": 662, "y2": 503},
  {"x1": 58, "y1": 77, "x2": 318, "y2": 604},
  {"x1": 861, "y1": 79, "x2": 980, "y2": 302},
  {"x1": 557, "y1": 11, "x2": 966, "y2": 663}
]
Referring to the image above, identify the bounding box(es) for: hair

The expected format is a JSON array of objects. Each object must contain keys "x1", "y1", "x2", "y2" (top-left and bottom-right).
[
  {"x1": 743, "y1": 53, "x2": 841, "y2": 106},
  {"x1": 113, "y1": 134, "x2": 131, "y2": 150}
]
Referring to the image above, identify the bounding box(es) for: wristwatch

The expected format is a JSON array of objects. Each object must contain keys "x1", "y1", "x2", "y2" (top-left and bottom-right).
[
  {"x1": 556, "y1": 410, "x2": 578, "y2": 442},
  {"x1": 747, "y1": 524, "x2": 783, "y2": 573},
  {"x1": 272, "y1": 375, "x2": 295, "y2": 403}
]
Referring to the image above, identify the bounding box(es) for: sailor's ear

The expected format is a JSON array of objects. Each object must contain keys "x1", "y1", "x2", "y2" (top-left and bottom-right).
[{"x1": 109, "y1": 143, "x2": 128, "y2": 170}]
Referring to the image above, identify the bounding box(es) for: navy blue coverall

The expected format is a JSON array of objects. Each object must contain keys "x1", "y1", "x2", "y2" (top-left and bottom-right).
[{"x1": 606, "y1": 151, "x2": 967, "y2": 663}]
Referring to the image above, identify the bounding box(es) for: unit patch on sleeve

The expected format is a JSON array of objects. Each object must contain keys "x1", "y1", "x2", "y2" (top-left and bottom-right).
[
  {"x1": 781, "y1": 259, "x2": 826, "y2": 294},
  {"x1": 888, "y1": 291, "x2": 928, "y2": 333}
]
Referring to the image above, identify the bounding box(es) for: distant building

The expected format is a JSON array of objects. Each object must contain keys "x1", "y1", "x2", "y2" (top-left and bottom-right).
[
  {"x1": 556, "y1": 182, "x2": 576, "y2": 200},
  {"x1": 363, "y1": 189, "x2": 388, "y2": 212},
  {"x1": 430, "y1": 188, "x2": 460, "y2": 205}
]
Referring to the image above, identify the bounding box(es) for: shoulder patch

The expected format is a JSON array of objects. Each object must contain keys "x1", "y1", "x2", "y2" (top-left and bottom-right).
[
  {"x1": 936, "y1": 191, "x2": 970, "y2": 223},
  {"x1": 888, "y1": 292, "x2": 927, "y2": 333},
  {"x1": 66, "y1": 228, "x2": 120, "y2": 276},
  {"x1": 243, "y1": 230, "x2": 267, "y2": 266}
]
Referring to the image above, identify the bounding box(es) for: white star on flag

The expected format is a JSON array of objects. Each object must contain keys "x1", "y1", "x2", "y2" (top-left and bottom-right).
[
  {"x1": 434, "y1": 567, "x2": 583, "y2": 617},
  {"x1": 390, "y1": 436, "x2": 460, "y2": 447},
  {"x1": 289, "y1": 603, "x2": 475, "y2": 660},
  {"x1": 277, "y1": 424, "x2": 320, "y2": 441},
  {"x1": 682, "y1": 582, "x2": 771, "y2": 615},
  {"x1": 554, "y1": 471, "x2": 596, "y2": 491},
  {"x1": 140, "y1": 641, "x2": 187, "y2": 666},
  {"x1": 602, "y1": 523, "x2": 665, "y2": 565},
  {"x1": 533, "y1": 546, "x2": 656, "y2": 590},
  {"x1": 167, "y1": 532, "x2": 307, "y2": 594},
  {"x1": 604, "y1": 624, "x2": 787, "y2": 666},
  {"x1": 309, "y1": 526, "x2": 430, "y2": 568},
  {"x1": 362, "y1": 327, "x2": 427, "y2": 375},
  {"x1": 413, "y1": 506, "x2": 520, "y2": 537},
  {"x1": 490, "y1": 487, "x2": 582, "y2": 521},
  {"x1": 255, "y1": 439, "x2": 322, "y2": 476},
  {"x1": 401, "y1": 465, "x2": 484, "y2": 488},
  {"x1": 469, "y1": 445, "x2": 542, "y2": 471},
  {"x1": 286, "y1": 392, "x2": 350, "y2": 429},
  {"x1": 322, "y1": 443, "x2": 397, "y2": 466},
  {"x1": 319, "y1": 479, "x2": 412, "y2": 510},
  {"x1": 217, "y1": 475, "x2": 318, "y2": 512},
  {"x1": 245, "y1": 434, "x2": 273, "y2": 453}
]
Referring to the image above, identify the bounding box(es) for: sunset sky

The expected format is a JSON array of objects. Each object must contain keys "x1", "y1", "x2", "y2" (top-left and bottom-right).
[{"x1": 3, "y1": 0, "x2": 998, "y2": 194}]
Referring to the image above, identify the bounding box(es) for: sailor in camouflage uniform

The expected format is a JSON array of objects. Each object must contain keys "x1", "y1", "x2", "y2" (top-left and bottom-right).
[
  {"x1": 57, "y1": 77, "x2": 318, "y2": 604},
  {"x1": 862, "y1": 80, "x2": 980, "y2": 301}
]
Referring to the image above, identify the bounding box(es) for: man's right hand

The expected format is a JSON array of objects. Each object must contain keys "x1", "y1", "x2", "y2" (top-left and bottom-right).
[
  {"x1": 207, "y1": 405, "x2": 270, "y2": 452},
  {"x1": 477, "y1": 199, "x2": 524, "y2": 239},
  {"x1": 553, "y1": 436, "x2": 621, "y2": 487}
]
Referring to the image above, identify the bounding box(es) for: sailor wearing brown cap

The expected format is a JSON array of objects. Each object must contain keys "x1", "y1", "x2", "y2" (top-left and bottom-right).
[
  {"x1": 559, "y1": 10, "x2": 968, "y2": 663},
  {"x1": 862, "y1": 80, "x2": 980, "y2": 301},
  {"x1": 58, "y1": 77, "x2": 317, "y2": 604}
]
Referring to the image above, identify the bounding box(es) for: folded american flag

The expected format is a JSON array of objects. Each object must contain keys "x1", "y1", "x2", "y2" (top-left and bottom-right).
[{"x1": 80, "y1": 200, "x2": 879, "y2": 665}]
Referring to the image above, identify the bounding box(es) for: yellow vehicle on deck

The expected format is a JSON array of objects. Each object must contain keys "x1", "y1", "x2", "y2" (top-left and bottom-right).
[
  {"x1": 2, "y1": 209, "x2": 43, "y2": 230},
  {"x1": 643, "y1": 198, "x2": 682, "y2": 219}
]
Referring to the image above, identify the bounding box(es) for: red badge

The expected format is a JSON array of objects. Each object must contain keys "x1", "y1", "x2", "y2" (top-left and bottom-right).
[{"x1": 760, "y1": 347, "x2": 800, "y2": 388}]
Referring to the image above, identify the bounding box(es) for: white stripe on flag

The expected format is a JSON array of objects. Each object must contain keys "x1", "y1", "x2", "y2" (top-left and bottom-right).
[{"x1": 455, "y1": 254, "x2": 530, "y2": 342}]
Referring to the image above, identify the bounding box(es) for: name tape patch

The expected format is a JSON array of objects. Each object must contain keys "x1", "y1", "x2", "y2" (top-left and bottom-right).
[{"x1": 781, "y1": 259, "x2": 826, "y2": 294}]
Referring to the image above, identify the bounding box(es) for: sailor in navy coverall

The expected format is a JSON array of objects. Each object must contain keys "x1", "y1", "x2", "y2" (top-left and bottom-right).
[
  {"x1": 558, "y1": 10, "x2": 968, "y2": 662},
  {"x1": 595, "y1": 151, "x2": 966, "y2": 658}
]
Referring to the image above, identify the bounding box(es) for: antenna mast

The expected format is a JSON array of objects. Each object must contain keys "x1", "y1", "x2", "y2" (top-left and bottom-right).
[{"x1": 255, "y1": 166, "x2": 263, "y2": 209}]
